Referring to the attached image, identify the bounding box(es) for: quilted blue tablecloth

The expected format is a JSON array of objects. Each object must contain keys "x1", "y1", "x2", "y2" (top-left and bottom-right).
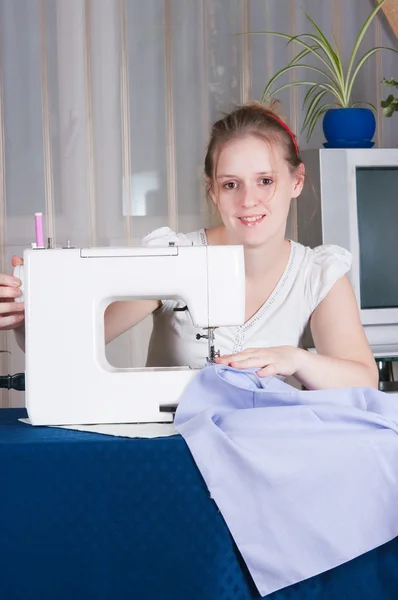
[{"x1": 1, "y1": 408, "x2": 398, "y2": 600}]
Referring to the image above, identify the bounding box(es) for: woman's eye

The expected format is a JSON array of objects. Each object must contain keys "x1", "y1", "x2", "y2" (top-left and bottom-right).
[
  {"x1": 260, "y1": 178, "x2": 273, "y2": 186},
  {"x1": 224, "y1": 182, "x2": 237, "y2": 190}
]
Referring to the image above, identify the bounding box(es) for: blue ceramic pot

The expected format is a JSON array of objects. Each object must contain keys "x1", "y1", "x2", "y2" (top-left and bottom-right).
[{"x1": 322, "y1": 107, "x2": 376, "y2": 148}]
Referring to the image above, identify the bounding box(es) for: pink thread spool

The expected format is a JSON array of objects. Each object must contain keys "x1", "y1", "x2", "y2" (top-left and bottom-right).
[{"x1": 34, "y1": 213, "x2": 45, "y2": 248}]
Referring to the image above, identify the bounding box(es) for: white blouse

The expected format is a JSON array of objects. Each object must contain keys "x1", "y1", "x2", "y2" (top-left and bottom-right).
[{"x1": 142, "y1": 227, "x2": 352, "y2": 368}]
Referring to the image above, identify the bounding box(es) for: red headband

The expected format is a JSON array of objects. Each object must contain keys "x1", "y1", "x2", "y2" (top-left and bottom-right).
[{"x1": 268, "y1": 113, "x2": 299, "y2": 155}]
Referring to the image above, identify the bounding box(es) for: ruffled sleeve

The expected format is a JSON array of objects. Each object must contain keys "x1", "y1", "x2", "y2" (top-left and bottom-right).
[
  {"x1": 309, "y1": 244, "x2": 352, "y2": 311},
  {"x1": 142, "y1": 226, "x2": 195, "y2": 247}
]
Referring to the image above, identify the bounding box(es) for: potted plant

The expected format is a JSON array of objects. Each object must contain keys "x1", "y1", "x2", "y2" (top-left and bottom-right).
[
  {"x1": 381, "y1": 77, "x2": 398, "y2": 117},
  {"x1": 256, "y1": 0, "x2": 398, "y2": 147}
]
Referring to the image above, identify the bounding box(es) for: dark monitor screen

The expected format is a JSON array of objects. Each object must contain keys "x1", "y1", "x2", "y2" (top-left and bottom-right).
[{"x1": 356, "y1": 167, "x2": 398, "y2": 310}]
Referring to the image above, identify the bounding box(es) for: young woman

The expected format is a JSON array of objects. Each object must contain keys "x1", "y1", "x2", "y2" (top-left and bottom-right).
[{"x1": 0, "y1": 102, "x2": 378, "y2": 390}]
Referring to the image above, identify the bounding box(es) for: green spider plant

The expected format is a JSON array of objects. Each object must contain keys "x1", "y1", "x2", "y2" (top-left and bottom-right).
[
  {"x1": 381, "y1": 77, "x2": 398, "y2": 117},
  {"x1": 256, "y1": 0, "x2": 398, "y2": 141}
]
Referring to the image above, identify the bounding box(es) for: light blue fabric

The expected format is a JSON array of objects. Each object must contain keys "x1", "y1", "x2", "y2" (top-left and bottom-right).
[{"x1": 174, "y1": 364, "x2": 398, "y2": 597}]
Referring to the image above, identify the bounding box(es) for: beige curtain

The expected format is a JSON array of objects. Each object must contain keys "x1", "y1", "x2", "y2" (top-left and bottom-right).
[{"x1": 0, "y1": 0, "x2": 397, "y2": 407}]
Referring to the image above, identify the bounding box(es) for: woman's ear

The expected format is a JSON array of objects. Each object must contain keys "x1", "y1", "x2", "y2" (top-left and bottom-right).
[{"x1": 292, "y1": 162, "x2": 305, "y2": 199}]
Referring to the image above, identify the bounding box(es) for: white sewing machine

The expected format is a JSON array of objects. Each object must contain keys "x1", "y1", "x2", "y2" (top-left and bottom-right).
[{"x1": 15, "y1": 242, "x2": 245, "y2": 425}]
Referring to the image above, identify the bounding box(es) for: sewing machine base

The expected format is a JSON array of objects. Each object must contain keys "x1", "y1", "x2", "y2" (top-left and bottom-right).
[{"x1": 26, "y1": 368, "x2": 199, "y2": 426}]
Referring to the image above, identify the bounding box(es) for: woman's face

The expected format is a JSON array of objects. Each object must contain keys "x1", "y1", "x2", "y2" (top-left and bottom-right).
[{"x1": 210, "y1": 135, "x2": 304, "y2": 247}]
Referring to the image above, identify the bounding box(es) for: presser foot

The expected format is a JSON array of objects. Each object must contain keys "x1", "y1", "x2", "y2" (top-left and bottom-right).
[
  {"x1": 208, "y1": 346, "x2": 220, "y2": 363},
  {"x1": 196, "y1": 328, "x2": 220, "y2": 364}
]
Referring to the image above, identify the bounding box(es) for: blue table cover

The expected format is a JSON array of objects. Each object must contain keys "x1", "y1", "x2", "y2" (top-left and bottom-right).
[{"x1": 1, "y1": 407, "x2": 398, "y2": 600}]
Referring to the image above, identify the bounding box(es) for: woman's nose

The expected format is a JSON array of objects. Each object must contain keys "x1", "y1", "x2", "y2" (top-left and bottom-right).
[{"x1": 241, "y1": 186, "x2": 259, "y2": 208}]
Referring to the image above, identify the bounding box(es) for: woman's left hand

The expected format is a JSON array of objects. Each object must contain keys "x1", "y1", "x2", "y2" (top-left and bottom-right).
[{"x1": 215, "y1": 346, "x2": 306, "y2": 378}]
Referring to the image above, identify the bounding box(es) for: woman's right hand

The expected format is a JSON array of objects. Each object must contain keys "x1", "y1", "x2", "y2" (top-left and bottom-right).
[{"x1": 0, "y1": 256, "x2": 25, "y2": 330}]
